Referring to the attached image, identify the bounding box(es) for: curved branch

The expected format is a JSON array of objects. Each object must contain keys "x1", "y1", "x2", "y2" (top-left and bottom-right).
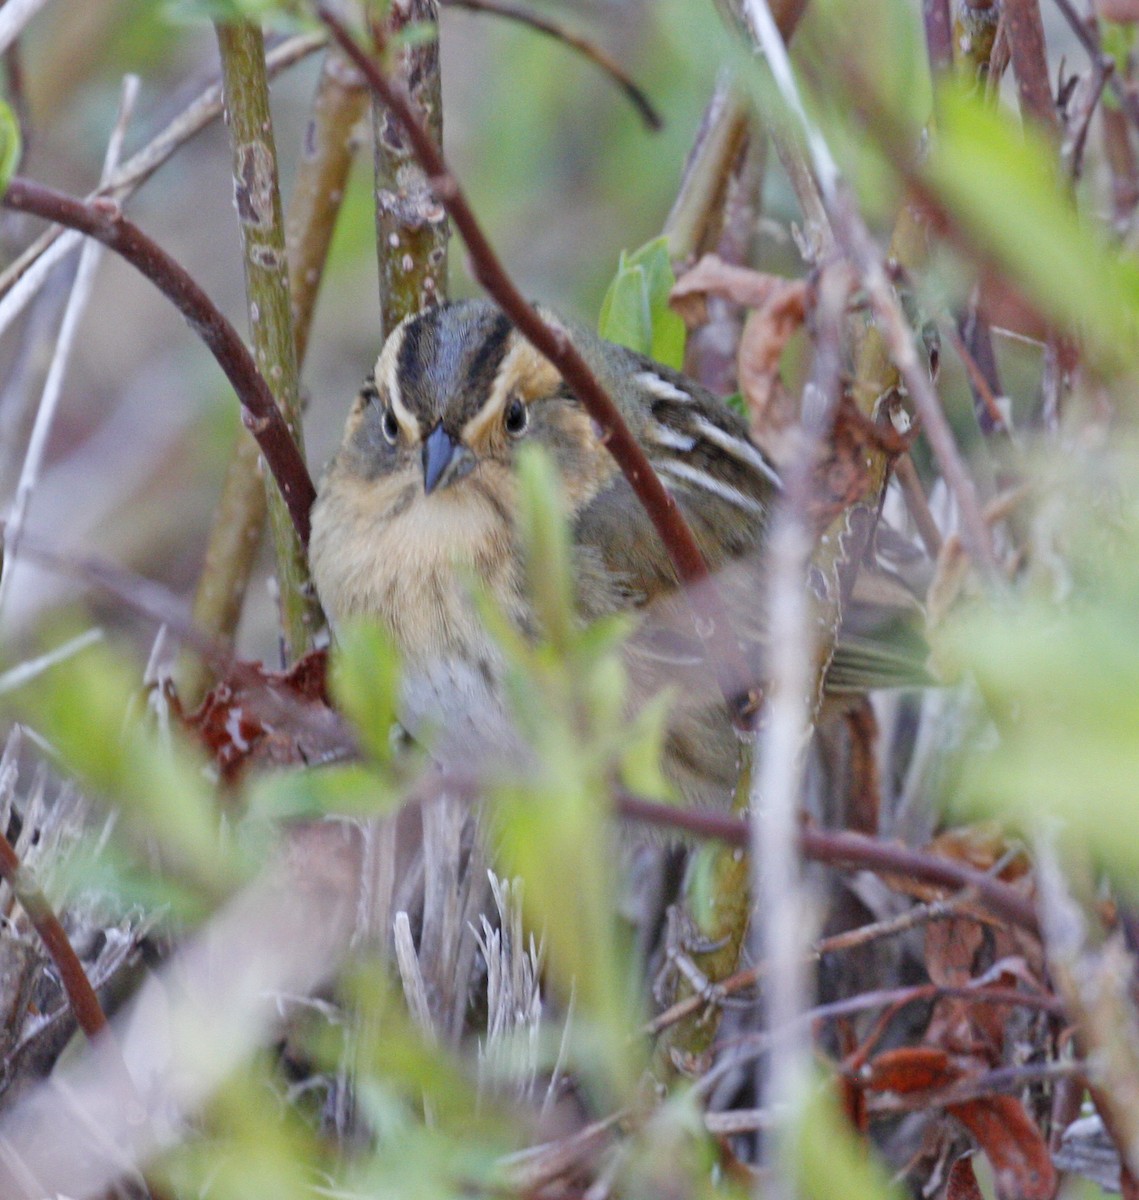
[
  {"x1": 1, "y1": 178, "x2": 317, "y2": 545},
  {"x1": 0, "y1": 830, "x2": 107, "y2": 1038},
  {"x1": 442, "y1": 0, "x2": 661, "y2": 130}
]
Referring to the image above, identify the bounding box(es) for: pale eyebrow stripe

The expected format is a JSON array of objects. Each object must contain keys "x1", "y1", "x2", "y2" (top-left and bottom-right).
[{"x1": 373, "y1": 320, "x2": 422, "y2": 440}]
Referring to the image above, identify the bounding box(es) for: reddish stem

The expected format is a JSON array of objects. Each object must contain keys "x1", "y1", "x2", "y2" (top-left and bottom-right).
[
  {"x1": 1, "y1": 179, "x2": 317, "y2": 545},
  {"x1": 616, "y1": 794, "x2": 1039, "y2": 934},
  {"x1": 0, "y1": 829, "x2": 107, "y2": 1038}
]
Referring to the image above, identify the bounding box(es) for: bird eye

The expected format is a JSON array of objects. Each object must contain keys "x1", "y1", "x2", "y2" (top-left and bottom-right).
[
  {"x1": 380, "y1": 406, "x2": 400, "y2": 445},
  {"x1": 504, "y1": 397, "x2": 528, "y2": 436}
]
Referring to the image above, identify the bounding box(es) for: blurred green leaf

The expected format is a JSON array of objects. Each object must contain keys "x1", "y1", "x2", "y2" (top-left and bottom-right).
[
  {"x1": 329, "y1": 619, "x2": 402, "y2": 764},
  {"x1": 794, "y1": 1073, "x2": 901, "y2": 1200},
  {"x1": 244, "y1": 762, "x2": 399, "y2": 826},
  {"x1": 516, "y1": 445, "x2": 575, "y2": 652},
  {"x1": 934, "y1": 443, "x2": 1139, "y2": 886},
  {"x1": 0, "y1": 101, "x2": 22, "y2": 195},
  {"x1": 1102, "y1": 23, "x2": 1137, "y2": 111},
  {"x1": 598, "y1": 237, "x2": 686, "y2": 368},
  {"x1": 599, "y1": 260, "x2": 653, "y2": 356},
  {"x1": 23, "y1": 637, "x2": 240, "y2": 899},
  {"x1": 925, "y1": 81, "x2": 1139, "y2": 370},
  {"x1": 156, "y1": 1059, "x2": 325, "y2": 1200}
]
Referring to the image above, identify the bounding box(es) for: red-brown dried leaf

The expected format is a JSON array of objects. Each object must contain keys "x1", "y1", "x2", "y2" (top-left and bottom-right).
[
  {"x1": 179, "y1": 649, "x2": 351, "y2": 785},
  {"x1": 669, "y1": 253, "x2": 792, "y2": 327},
  {"x1": 948, "y1": 1095, "x2": 1057, "y2": 1200},
  {"x1": 945, "y1": 1155, "x2": 985, "y2": 1200},
  {"x1": 865, "y1": 1046, "x2": 957, "y2": 1094},
  {"x1": 738, "y1": 280, "x2": 808, "y2": 461}
]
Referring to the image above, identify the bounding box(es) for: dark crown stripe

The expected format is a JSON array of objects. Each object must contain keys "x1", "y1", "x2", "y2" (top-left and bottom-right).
[
  {"x1": 396, "y1": 305, "x2": 443, "y2": 397},
  {"x1": 463, "y1": 312, "x2": 515, "y2": 402}
]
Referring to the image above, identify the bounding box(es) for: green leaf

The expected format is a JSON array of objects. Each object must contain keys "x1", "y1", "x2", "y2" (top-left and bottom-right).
[
  {"x1": 794, "y1": 1073, "x2": 902, "y2": 1200},
  {"x1": 0, "y1": 100, "x2": 21, "y2": 195},
  {"x1": 925, "y1": 81, "x2": 1139, "y2": 371},
  {"x1": 329, "y1": 620, "x2": 402, "y2": 764},
  {"x1": 244, "y1": 762, "x2": 399, "y2": 826},
  {"x1": 515, "y1": 444, "x2": 575, "y2": 652},
  {"x1": 598, "y1": 237, "x2": 686, "y2": 369},
  {"x1": 598, "y1": 259, "x2": 653, "y2": 357},
  {"x1": 22, "y1": 636, "x2": 240, "y2": 899}
]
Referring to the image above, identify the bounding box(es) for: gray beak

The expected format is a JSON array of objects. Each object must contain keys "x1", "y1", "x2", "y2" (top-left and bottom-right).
[{"x1": 422, "y1": 422, "x2": 472, "y2": 494}]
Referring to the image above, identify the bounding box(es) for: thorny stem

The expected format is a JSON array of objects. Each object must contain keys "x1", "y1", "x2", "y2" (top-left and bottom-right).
[
  {"x1": 0, "y1": 177, "x2": 317, "y2": 543},
  {"x1": 320, "y1": 7, "x2": 746, "y2": 700},
  {"x1": 216, "y1": 20, "x2": 319, "y2": 664},
  {"x1": 442, "y1": 0, "x2": 660, "y2": 130}
]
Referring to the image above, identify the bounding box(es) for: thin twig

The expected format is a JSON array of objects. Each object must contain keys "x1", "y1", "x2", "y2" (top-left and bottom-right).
[
  {"x1": 663, "y1": 76, "x2": 751, "y2": 263},
  {"x1": 0, "y1": 178, "x2": 317, "y2": 543},
  {"x1": 0, "y1": 628, "x2": 103, "y2": 694},
  {"x1": 0, "y1": 0, "x2": 50, "y2": 56},
  {"x1": 443, "y1": 0, "x2": 660, "y2": 130},
  {"x1": 0, "y1": 77, "x2": 139, "y2": 620},
  {"x1": 1050, "y1": 0, "x2": 1139, "y2": 132},
  {"x1": 947, "y1": 323, "x2": 1009, "y2": 436},
  {"x1": 370, "y1": 0, "x2": 450, "y2": 338},
  {"x1": 319, "y1": 7, "x2": 746, "y2": 698},
  {"x1": 693, "y1": 982, "x2": 1062, "y2": 1099},
  {"x1": 615, "y1": 794, "x2": 1039, "y2": 933},
  {"x1": 748, "y1": 266, "x2": 846, "y2": 1189},
  {"x1": 646, "y1": 880, "x2": 988, "y2": 1036},
  {"x1": 183, "y1": 45, "x2": 368, "y2": 703},
  {"x1": 0, "y1": 32, "x2": 326, "y2": 306},
  {"x1": 894, "y1": 454, "x2": 943, "y2": 558},
  {"x1": 867, "y1": 1059, "x2": 1083, "y2": 1114}
]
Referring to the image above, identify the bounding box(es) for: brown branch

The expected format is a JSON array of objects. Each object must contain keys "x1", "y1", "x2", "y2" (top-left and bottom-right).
[
  {"x1": 442, "y1": 0, "x2": 660, "y2": 130},
  {"x1": 1004, "y1": 0, "x2": 1060, "y2": 140},
  {"x1": 0, "y1": 829, "x2": 107, "y2": 1038},
  {"x1": 0, "y1": 178, "x2": 317, "y2": 545},
  {"x1": 615, "y1": 794, "x2": 1040, "y2": 934},
  {"x1": 319, "y1": 8, "x2": 747, "y2": 699}
]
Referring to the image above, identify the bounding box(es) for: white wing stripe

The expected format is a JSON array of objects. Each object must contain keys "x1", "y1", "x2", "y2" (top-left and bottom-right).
[
  {"x1": 690, "y1": 415, "x2": 782, "y2": 489},
  {"x1": 656, "y1": 460, "x2": 766, "y2": 515}
]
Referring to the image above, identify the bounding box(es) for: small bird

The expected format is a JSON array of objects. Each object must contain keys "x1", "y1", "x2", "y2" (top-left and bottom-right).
[{"x1": 310, "y1": 299, "x2": 913, "y2": 805}]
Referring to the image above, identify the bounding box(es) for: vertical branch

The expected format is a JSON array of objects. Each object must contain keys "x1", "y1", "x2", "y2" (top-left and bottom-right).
[
  {"x1": 184, "y1": 47, "x2": 367, "y2": 701},
  {"x1": 1003, "y1": 0, "x2": 1060, "y2": 141},
  {"x1": 370, "y1": 0, "x2": 450, "y2": 336},
  {"x1": 749, "y1": 267, "x2": 846, "y2": 1193},
  {"x1": 215, "y1": 20, "x2": 319, "y2": 666}
]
